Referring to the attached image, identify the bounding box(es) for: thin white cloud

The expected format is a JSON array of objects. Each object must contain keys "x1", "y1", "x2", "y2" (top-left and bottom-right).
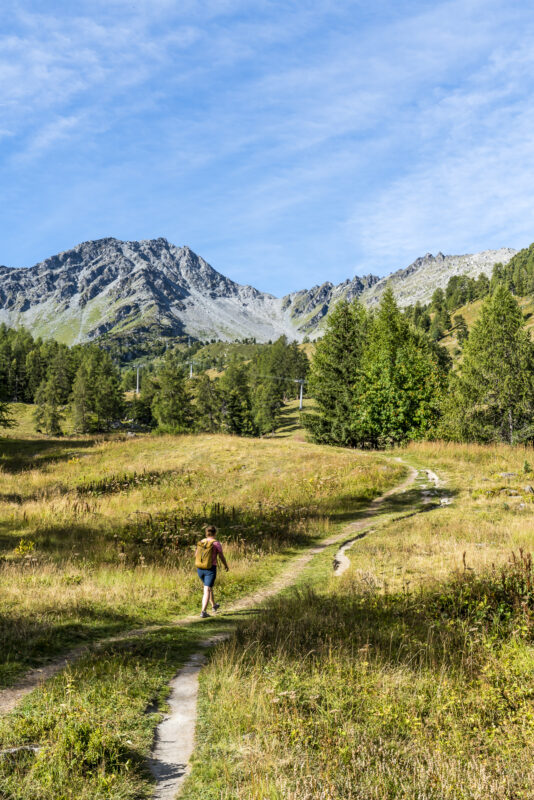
[{"x1": 2, "y1": 0, "x2": 534, "y2": 291}]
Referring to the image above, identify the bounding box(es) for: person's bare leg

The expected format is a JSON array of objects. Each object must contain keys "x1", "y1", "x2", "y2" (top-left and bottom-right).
[
  {"x1": 208, "y1": 587, "x2": 215, "y2": 608},
  {"x1": 201, "y1": 585, "x2": 210, "y2": 613}
]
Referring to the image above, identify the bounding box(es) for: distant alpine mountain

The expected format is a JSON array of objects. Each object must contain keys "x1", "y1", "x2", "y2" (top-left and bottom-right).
[
  {"x1": 0, "y1": 238, "x2": 516, "y2": 344},
  {"x1": 360, "y1": 248, "x2": 518, "y2": 308}
]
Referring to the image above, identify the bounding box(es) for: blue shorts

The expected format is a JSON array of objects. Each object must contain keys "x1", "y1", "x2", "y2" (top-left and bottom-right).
[{"x1": 197, "y1": 567, "x2": 217, "y2": 587}]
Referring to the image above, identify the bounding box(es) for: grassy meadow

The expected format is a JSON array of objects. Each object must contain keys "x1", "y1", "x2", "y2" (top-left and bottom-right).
[
  {"x1": 0, "y1": 419, "x2": 403, "y2": 689},
  {"x1": 5, "y1": 409, "x2": 534, "y2": 800},
  {"x1": 183, "y1": 441, "x2": 534, "y2": 799},
  {"x1": 0, "y1": 418, "x2": 405, "y2": 799}
]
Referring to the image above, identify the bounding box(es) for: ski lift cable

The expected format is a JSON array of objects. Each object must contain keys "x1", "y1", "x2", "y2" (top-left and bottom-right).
[
  {"x1": 251, "y1": 373, "x2": 308, "y2": 383},
  {"x1": 250, "y1": 373, "x2": 308, "y2": 410}
]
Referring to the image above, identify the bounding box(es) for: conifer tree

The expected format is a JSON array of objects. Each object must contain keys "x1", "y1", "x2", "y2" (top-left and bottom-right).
[
  {"x1": 94, "y1": 352, "x2": 123, "y2": 429},
  {"x1": 151, "y1": 355, "x2": 194, "y2": 433},
  {"x1": 431, "y1": 287, "x2": 445, "y2": 310},
  {"x1": 304, "y1": 299, "x2": 369, "y2": 446},
  {"x1": 0, "y1": 370, "x2": 14, "y2": 430},
  {"x1": 131, "y1": 373, "x2": 157, "y2": 426},
  {"x1": 453, "y1": 314, "x2": 469, "y2": 345},
  {"x1": 71, "y1": 361, "x2": 94, "y2": 433},
  {"x1": 253, "y1": 381, "x2": 282, "y2": 434},
  {"x1": 354, "y1": 287, "x2": 445, "y2": 446},
  {"x1": 193, "y1": 373, "x2": 222, "y2": 432},
  {"x1": 419, "y1": 311, "x2": 431, "y2": 332},
  {"x1": 33, "y1": 377, "x2": 64, "y2": 435},
  {"x1": 308, "y1": 287, "x2": 448, "y2": 448},
  {"x1": 48, "y1": 346, "x2": 74, "y2": 404},
  {"x1": 25, "y1": 348, "x2": 45, "y2": 399},
  {"x1": 438, "y1": 307, "x2": 451, "y2": 331},
  {"x1": 475, "y1": 273, "x2": 490, "y2": 299},
  {"x1": 220, "y1": 361, "x2": 257, "y2": 436},
  {"x1": 429, "y1": 318, "x2": 444, "y2": 341},
  {"x1": 442, "y1": 284, "x2": 534, "y2": 443}
]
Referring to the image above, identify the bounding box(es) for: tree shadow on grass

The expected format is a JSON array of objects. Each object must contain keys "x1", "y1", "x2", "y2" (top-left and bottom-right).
[
  {"x1": 0, "y1": 518, "x2": 112, "y2": 558},
  {"x1": 0, "y1": 437, "x2": 97, "y2": 474},
  {"x1": 0, "y1": 604, "x2": 179, "y2": 689},
  {"x1": 231, "y1": 577, "x2": 487, "y2": 680},
  {"x1": 322, "y1": 485, "x2": 459, "y2": 527},
  {"x1": 0, "y1": 478, "x2": 457, "y2": 563},
  {"x1": 267, "y1": 405, "x2": 303, "y2": 439},
  {"x1": 130, "y1": 478, "x2": 456, "y2": 557}
]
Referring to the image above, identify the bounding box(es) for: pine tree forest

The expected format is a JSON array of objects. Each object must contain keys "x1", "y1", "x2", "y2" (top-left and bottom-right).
[{"x1": 3, "y1": 244, "x2": 534, "y2": 446}]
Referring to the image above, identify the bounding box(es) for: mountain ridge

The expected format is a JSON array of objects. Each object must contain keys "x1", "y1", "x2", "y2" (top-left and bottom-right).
[{"x1": 0, "y1": 238, "x2": 517, "y2": 344}]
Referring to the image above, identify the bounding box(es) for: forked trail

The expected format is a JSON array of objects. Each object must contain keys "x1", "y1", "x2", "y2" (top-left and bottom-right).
[
  {"x1": 149, "y1": 461, "x2": 423, "y2": 799},
  {"x1": 0, "y1": 460, "x2": 435, "y2": 799}
]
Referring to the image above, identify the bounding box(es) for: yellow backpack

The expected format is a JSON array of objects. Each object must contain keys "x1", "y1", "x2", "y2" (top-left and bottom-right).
[{"x1": 195, "y1": 538, "x2": 214, "y2": 569}]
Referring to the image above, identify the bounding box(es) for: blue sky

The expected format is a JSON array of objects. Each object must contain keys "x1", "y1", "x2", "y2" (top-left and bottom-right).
[{"x1": 1, "y1": 1, "x2": 534, "y2": 295}]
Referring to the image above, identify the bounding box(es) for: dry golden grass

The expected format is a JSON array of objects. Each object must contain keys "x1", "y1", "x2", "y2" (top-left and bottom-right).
[
  {"x1": 338, "y1": 440, "x2": 534, "y2": 593},
  {"x1": 183, "y1": 440, "x2": 534, "y2": 800},
  {"x1": 0, "y1": 430, "x2": 403, "y2": 686}
]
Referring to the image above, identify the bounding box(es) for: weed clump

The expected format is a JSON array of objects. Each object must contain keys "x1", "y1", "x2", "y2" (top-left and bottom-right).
[
  {"x1": 429, "y1": 550, "x2": 534, "y2": 638},
  {"x1": 185, "y1": 556, "x2": 534, "y2": 799},
  {"x1": 35, "y1": 721, "x2": 131, "y2": 776}
]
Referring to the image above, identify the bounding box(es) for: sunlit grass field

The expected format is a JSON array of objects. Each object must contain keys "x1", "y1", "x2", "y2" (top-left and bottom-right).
[
  {"x1": 184, "y1": 440, "x2": 534, "y2": 800},
  {"x1": 6, "y1": 414, "x2": 534, "y2": 800},
  {"x1": 0, "y1": 425, "x2": 403, "y2": 688},
  {"x1": 0, "y1": 421, "x2": 406, "y2": 800}
]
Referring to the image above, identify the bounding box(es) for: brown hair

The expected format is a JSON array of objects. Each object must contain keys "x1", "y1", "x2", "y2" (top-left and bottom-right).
[{"x1": 205, "y1": 525, "x2": 217, "y2": 537}]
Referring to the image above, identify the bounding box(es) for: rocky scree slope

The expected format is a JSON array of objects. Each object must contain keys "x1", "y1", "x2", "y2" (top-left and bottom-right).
[
  {"x1": 0, "y1": 238, "x2": 516, "y2": 344},
  {"x1": 360, "y1": 248, "x2": 517, "y2": 309}
]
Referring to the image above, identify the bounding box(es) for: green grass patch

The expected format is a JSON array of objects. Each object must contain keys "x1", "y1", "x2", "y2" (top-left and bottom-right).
[
  {"x1": 0, "y1": 619, "x2": 235, "y2": 799},
  {"x1": 181, "y1": 443, "x2": 534, "y2": 799},
  {"x1": 0, "y1": 433, "x2": 403, "y2": 686}
]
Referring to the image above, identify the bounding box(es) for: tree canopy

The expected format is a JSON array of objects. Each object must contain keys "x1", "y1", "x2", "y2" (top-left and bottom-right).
[
  {"x1": 441, "y1": 284, "x2": 534, "y2": 444},
  {"x1": 305, "y1": 288, "x2": 450, "y2": 447}
]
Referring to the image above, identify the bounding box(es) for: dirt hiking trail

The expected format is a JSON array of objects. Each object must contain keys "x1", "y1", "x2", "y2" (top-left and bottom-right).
[
  {"x1": 0, "y1": 460, "x2": 441, "y2": 800},
  {"x1": 0, "y1": 463, "x2": 419, "y2": 716},
  {"x1": 148, "y1": 462, "x2": 424, "y2": 798}
]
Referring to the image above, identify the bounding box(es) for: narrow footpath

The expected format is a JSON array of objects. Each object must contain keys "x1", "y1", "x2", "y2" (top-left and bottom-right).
[
  {"x1": 0, "y1": 464, "x2": 419, "y2": 717},
  {"x1": 149, "y1": 462, "x2": 424, "y2": 799}
]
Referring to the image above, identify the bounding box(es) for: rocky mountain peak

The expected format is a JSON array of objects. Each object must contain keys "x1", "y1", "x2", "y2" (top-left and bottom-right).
[{"x1": 0, "y1": 238, "x2": 517, "y2": 345}]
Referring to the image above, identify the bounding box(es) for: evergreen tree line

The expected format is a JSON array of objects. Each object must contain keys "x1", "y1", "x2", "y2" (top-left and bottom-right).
[
  {"x1": 305, "y1": 288, "x2": 450, "y2": 448},
  {"x1": 0, "y1": 324, "x2": 78, "y2": 404},
  {"x1": 307, "y1": 282, "x2": 534, "y2": 447},
  {"x1": 0, "y1": 324, "x2": 308, "y2": 438},
  {"x1": 0, "y1": 323, "x2": 123, "y2": 435},
  {"x1": 33, "y1": 346, "x2": 123, "y2": 436},
  {"x1": 131, "y1": 336, "x2": 309, "y2": 436},
  {"x1": 404, "y1": 276, "x2": 489, "y2": 342},
  {"x1": 493, "y1": 243, "x2": 534, "y2": 296}
]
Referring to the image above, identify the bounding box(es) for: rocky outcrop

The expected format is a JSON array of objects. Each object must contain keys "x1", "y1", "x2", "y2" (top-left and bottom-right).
[
  {"x1": 0, "y1": 238, "x2": 516, "y2": 344},
  {"x1": 360, "y1": 248, "x2": 517, "y2": 308}
]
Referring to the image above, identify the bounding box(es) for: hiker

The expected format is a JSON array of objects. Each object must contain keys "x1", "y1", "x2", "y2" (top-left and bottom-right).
[{"x1": 195, "y1": 524, "x2": 229, "y2": 618}]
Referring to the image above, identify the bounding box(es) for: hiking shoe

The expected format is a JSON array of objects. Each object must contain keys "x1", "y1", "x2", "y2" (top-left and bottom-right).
[
  {"x1": 200, "y1": 611, "x2": 210, "y2": 618},
  {"x1": 212, "y1": 603, "x2": 220, "y2": 611}
]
